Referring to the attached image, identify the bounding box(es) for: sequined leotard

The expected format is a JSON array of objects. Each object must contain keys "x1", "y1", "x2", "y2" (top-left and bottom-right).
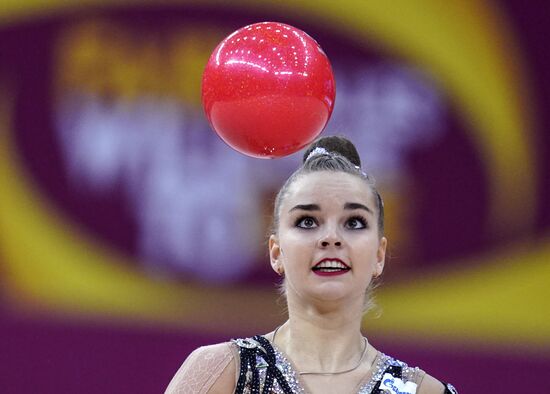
[{"x1": 165, "y1": 336, "x2": 457, "y2": 393}]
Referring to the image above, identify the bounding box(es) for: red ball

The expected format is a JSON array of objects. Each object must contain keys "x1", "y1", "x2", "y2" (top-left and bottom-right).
[{"x1": 202, "y1": 22, "x2": 336, "y2": 158}]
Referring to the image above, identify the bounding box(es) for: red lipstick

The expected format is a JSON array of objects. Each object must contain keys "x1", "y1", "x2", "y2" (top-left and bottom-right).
[
  {"x1": 312, "y1": 258, "x2": 351, "y2": 276},
  {"x1": 313, "y1": 270, "x2": 349, "y2": 276}
]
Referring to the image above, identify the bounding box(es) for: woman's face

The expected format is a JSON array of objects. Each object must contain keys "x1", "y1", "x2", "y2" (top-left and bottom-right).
[{"x1": 269, "y1": 171, "x2": 387, "y2": 305}]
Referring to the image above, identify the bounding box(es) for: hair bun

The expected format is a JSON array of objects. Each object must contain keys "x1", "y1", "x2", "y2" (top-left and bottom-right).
[{"x1": 302, "y1": 136, "x2": 361, "y2": 167}]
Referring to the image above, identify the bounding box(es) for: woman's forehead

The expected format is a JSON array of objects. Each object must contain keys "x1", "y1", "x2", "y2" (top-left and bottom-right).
[{"x1": 284, "y1": 172, "x2": 373, "y2": 208}]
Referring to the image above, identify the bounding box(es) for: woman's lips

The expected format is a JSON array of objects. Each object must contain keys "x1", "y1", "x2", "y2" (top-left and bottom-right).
[
  {"x1": 312, "y1": 258, "x2": 351, "y2": 276},
  {"x1": 313, "y1": 269, "x2": 350, "y2": 276}
]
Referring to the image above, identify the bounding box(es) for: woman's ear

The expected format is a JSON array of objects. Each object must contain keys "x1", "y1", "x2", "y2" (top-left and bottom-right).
[
  {"x1": 269, "y1": 234, "x2": 283, "y2": 274},
  {"x1": 375, "y1": 236, "x2": 387, "y2": 277}
]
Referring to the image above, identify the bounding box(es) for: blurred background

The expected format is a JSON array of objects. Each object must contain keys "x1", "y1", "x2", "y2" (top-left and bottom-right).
[{"x1": 1, "y1": 1, "x2": 549, "y2": 393}]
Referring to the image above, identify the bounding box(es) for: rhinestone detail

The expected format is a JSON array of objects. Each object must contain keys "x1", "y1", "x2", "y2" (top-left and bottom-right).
[
  {"x1": 255, "y1": 343, "x2": 304, "y2": 393},
  {"x1": 235, "y1": 337, "x2": 425, "y2": 393}
]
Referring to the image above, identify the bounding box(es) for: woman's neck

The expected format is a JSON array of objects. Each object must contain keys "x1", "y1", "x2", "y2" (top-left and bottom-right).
[{"x1": 273, "y1": 297, "x2": 366, "y2": 373}]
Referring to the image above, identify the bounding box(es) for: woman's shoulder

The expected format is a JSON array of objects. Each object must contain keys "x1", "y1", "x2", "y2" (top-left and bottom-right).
[
  {"x1": 164, "y1": 342, "x2": 238, "y2": 394},
  {"x1": 190, "y1": 341, "x2": 238, "y2": 359},
  {"x1": 378, "y1": 352, "x2": 457, "y2": 394},
  {"x1": 417, "y1": 372, "x2": 456, "y2": 394}
]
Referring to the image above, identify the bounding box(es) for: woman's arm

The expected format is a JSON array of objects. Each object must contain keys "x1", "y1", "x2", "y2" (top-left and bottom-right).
[{"x1": 164, "y1": 343, "x2": 237, "y2": 394}]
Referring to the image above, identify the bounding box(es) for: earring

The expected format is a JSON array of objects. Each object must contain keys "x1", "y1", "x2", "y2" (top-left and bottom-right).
[{"x1": 277, "y1": 266, "x2": 284, "y2": 276}]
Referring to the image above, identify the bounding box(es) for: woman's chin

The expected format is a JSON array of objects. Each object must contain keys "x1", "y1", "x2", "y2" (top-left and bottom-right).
[{"x1": 308, "y1": 284, "x2": 360, "y2": 305}]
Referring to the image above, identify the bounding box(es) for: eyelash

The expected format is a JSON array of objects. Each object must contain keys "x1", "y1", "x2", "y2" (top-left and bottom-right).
[
  {"x1": 294, "y1": 215, "x2": 368, "y2": 229},
  {"x1": 295, "y1": 216, "x2": 318, "y2": 229},
  {"x1": 346, "y1": 215, "x2": 368, "y2": 229}
]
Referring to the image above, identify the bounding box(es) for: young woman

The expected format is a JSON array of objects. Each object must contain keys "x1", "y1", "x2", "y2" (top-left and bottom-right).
[{"x1": 165, "y1": 136, "x2": 457, "y2": 394}]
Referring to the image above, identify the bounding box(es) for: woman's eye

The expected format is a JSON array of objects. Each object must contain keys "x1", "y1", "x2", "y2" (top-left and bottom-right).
[
  {"x1": 296, "y1": 217, "x2": 318, "y2": 229},
  {"x1": 346, "y1": 216, "x2": 367, "y2": 229}
]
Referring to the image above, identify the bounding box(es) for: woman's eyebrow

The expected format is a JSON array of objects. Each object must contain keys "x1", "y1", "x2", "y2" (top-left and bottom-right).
[
  {"x1": 344, "y1": 202, "x2": 372, "y2": 214},
  {"x1": 289, "y1": 204, "x2": 320, "y2": 213}
]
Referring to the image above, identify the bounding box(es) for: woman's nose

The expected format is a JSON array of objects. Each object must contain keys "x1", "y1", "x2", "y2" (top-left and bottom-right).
[
  {"x1": 318, "y1": 228, "x2": 342, "y2": 248},
  {"x1": 320, "y1": 239, "x2": 341, "y2": 247}
]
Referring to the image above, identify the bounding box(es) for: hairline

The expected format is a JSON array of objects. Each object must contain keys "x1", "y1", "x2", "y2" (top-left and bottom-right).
[{"x1": 272, "y1": 169, "x2": 383, "y2": 237}]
